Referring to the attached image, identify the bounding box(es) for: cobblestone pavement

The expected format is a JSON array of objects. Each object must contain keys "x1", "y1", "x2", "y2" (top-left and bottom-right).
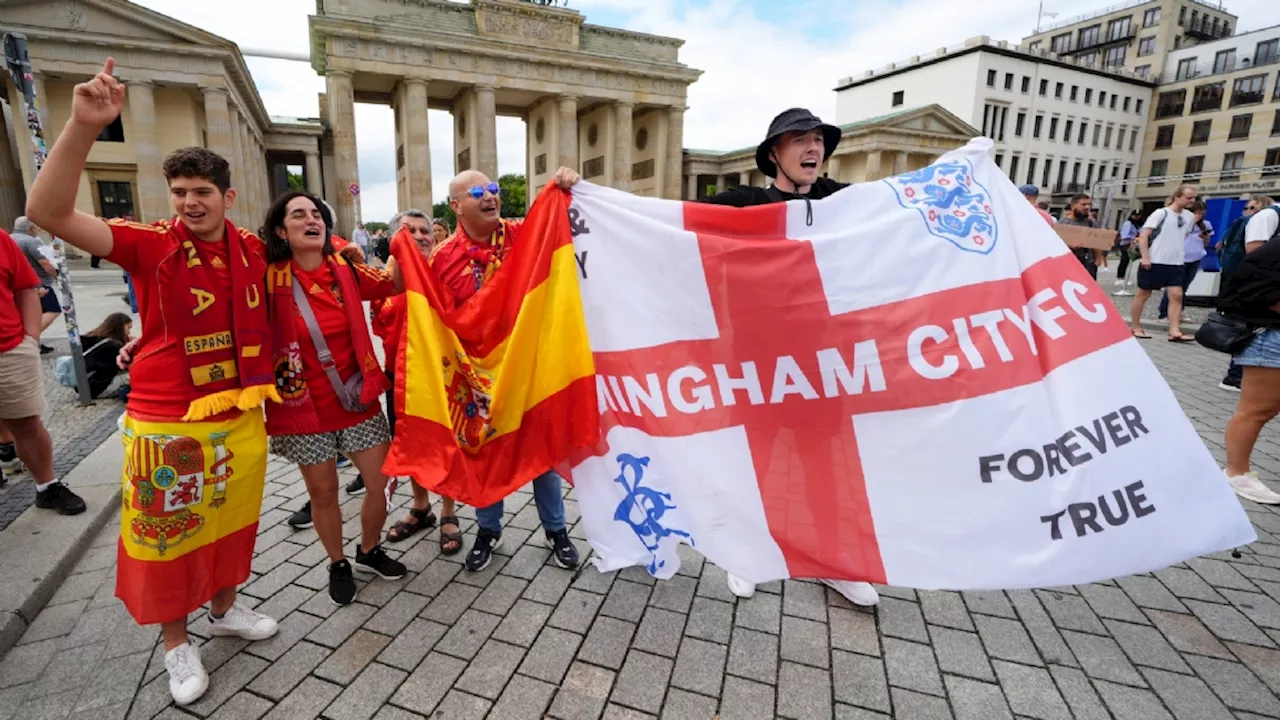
[{"x1": 4, "y1": 316, "x2": 1280, "y2": 719}]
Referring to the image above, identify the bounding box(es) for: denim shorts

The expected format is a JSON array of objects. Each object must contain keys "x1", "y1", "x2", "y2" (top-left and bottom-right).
[{"x1": 1235, "y1": 328, "x2": 1280, "y2": 369}]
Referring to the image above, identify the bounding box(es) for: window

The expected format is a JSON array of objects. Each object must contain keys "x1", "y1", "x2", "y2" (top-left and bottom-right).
[
  {"x1": 1027, "y1": 157, "x2": 1039, "y2": 185},
  {"x1": 1191, "y1": 119, "x2": 1212, "y2": 144},
  {"x1": 1136, "y1": 98, "x2": 1144, "y2": 114},
  {"x1": 1275, "y1": 76, "x2": 1280, "y2": 101},
  {"x1": 1004, "y1": 73, "x2": 1014, "y2": 90},
  {"x1": 1123, "y1": 166, "x2": 1132, "y2": 193},
  {"x1": 1214, "y1": 49, "x2": 1236, "y2": 74},
  {"x1": 994, "y1": 153, "x2": 1005, "y2": 169},
  {"x1": 1021, "y1": 76, "x2": 1031, "y2": 93},
  {"x1": 1191, "y1": 82, "x2": 1224, "y2": 112},
  {"x1": 1100, "y1": 91, "x2": 1108, "y2": 106},
  {"x1": 1123, "y1": 97, "x2": 1132, "y2": 112},
  {"x1": 1117, "y1": 127, "x2": 1126, "y2": 149},
  {"x1": 1223, "y1": 22, "x2": 1231, "y2": 35},
  {"x1": 1086, "y1": 163, "x2": 1095, "y2": 187},
  {"x1": 1071, "y1": 85, "x2": 1079, "y2": 102},
  {"x1": 1138, "y1": 36, "x2": 1157, "y2": 56},
  {"x1": 892, "y1": 90, "x2": 904, "y2": 107},
  {"x1": 1229, "y1": 113, "x2": 1253, "y2": 140},
  {"x1": 1144, "y1": 7, "x2": 1160, "y2": 27},
  {"x1": 1104, "y1": 45, "x2": 1127, "y2": 67},
  {"x1": 1015, "y1": 111, "x2": 1027, "y2": 137},
  {"x1": 1222, "y1": 151, "x2": 1245, "y2": 181},
  {"x1": 1093, "y1": 124, "x2": 1102, "y2": 146},
  {"x1": 1104, "y1": 125, "x2": 1113, "y2": 147},
  {"x1": 1174, "y1": 35, "x2": 1182, "y2": 49},
  {"x1": 1273, "y1": 109, "x2": 1280, "y2": 135},
  {"x1": 1039, "y1": 78, "x2": 1049, "y2": 95},
  {"x1": 1175, "y1": 58, "x2": 1197, "y2": 81},
  {"x1": 1255, "y1": 39, "x2": 1279, "y2": 66},
  {"x1": 1264, "y1": 147, "x2": 1280, "y2": 177},
  {"x1": 1009, "y1": 155, "x2": 1021, "y2": 181},
  {"x1": 1130, "y1": 129, "x2": 1138, "y2": 151},
  {"x1": 1078, "y1": 121, "x2": 1088, "y2": 144},
  {"x1": 96, "y1": 117, "x2": 125, "y2": 143},
  {"x1": 1155, "y1": 89, "x2": 1186, "y2": 118},
  {"x1": 1029, "y1": 41, "x2": 1042, "y2": 52},
  {"x1": 1231, "y1": 74, "x2": 1267, "y2": 106},
  {"x1": 987, "y1": 69, "x2": 997, "y2": 87},
  {"x1": 1033, "y1": 114, "x2": 1044, "y2": 138},
  {"x1": 1154, "y1": 125, "x2": 1175, "y2": 148},
  {"x1": 1071, "y1": 162, "x2": 1081, "y2": 184},
  {"x1": 1149, "y1": 159, "x2": 1168, "y2": 186},
  {"x1": 1043, "y1": 159, "x2": 1054, "y2": 188},
  {"x1": 1185, "y1": 155, "x2": 1205, "y2": 177},
  {"x1": 1085, "y1": 88, "x2": 1094, "y2": 104},
  {"x1": 1049, "y1": 117, "x2": 1059, "y2": 139},
  {"x1": 1079, "y1": 24, "x2": 1101, "y2": 48},
  {"x1": 1178, "y1": 6, "x2": 1186, "y2": 25},
  {"x1": 1080, "y1": 51, "x2": 1099, "y2": 68},
  {"x1": 1108, "y1": 16, "x2": 1133, "y2": 41},
  {"x1": 1064, "y1": 119, "x2": 1074, "y2": 141},
  {"x1": 1052, "y1": 33, "x2": 1071, "y2": 54},
  {"x1": 1110, "y1": 95, "x2": 1118, "y2": 110},
  {"x1": 1134, "y1": 64, "x2": 1151, "y2": 78},
  {"x1": 1055, "y1": 82, "x2": 1064, "y2": 99}
]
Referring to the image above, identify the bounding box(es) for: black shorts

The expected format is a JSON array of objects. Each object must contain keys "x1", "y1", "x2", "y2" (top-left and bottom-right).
[
  {"x1": 1137, "y1": 263, "x2": 1184, "y2": 290},
  {"x1": 38, "y1": 286, "x2": 59, "y2": 314}
]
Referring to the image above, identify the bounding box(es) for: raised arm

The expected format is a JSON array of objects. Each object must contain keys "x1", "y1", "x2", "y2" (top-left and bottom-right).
[{"x1": 25, "y1": 58, "x2": 126, "y2": 258}]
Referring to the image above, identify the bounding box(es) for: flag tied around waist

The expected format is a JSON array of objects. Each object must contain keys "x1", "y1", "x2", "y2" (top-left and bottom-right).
[
  {"x1": 567, "y1": 138, "x2": 1256, "y2": 590},
  {"x1": 384, "y1": 184, "x2": 598, "y2": 508}
]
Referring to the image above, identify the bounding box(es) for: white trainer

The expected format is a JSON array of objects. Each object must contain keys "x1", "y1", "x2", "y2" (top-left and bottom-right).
[
  {"x1": 726, "y1": 573, "x2": 757, "y2": 599},
  {"x1": 165, "y1": 642, "x2": 209, "y2": 706},
  {"x1": 1229, "y1": 472, "x2": 1280, "y2": 505},
  {"x1": 821, "y1": 579, "x2": 881, "y2": 607},
  {"x1": 209, "y1": 602, "x2": 279, "y2": 641}
]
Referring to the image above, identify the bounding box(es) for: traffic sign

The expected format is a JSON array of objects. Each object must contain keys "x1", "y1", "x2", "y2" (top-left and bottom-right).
[{"x1": 349, "y1": 183, "x2": 360, "y2": 196}]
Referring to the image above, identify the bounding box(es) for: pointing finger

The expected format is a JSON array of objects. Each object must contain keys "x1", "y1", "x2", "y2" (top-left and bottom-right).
[{"x1": 102, "y1": 57, "x2": 115, "y2": 77}]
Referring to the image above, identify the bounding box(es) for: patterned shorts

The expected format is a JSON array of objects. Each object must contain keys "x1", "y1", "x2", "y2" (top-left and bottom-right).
[{"x1": 269, "y1": 413, "x2": 391, "y2": 467}]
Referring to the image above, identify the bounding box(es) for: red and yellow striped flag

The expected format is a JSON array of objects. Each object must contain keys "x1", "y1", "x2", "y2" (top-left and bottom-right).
[{"x1": 383, "y1": 184, "x2": 599, "y2": 507}]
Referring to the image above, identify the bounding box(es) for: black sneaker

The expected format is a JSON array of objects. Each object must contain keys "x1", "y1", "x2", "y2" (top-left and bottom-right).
[
  {"x1": 39, "y1": 345, "x2": 53, "y2": 355},
  {"x1": 354, "y1": 543, "x2": 407, "y2": 579},
  {"x1": 329, "y1": 559, "x2": 356, "y2": 605},
  {"x1": 1220, "y1": 377, "x2": 1242, "y2": 392},
  {"x1": 345, "y1": 474, "x2": 366, "y2": 496},
  {"x1": 466, "y1": 529, "x2": 502, "y2": 572},
  {"x1": 545, "y1": 529, "x2": 580, "y2": 569},
  {"x1": 35, "y1": 483, "x2": 86, "y2": 515},
  {"x1": 287, "y1": 501, "x2": 313, "y2": 529}
]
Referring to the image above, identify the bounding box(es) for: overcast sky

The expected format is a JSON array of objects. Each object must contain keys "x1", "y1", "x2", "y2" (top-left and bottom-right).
[{"x1": 132, "y1": 0, "x2": 1280, "y2": 222}]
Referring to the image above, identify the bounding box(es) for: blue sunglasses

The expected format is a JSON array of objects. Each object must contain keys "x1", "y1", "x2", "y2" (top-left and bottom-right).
[{"x1": 464, "y1": 183, "x2": 501, "y2": 200}]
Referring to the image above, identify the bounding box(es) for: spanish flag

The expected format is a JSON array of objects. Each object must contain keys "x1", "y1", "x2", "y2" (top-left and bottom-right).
[{"x1": 384, "y1": 184, "x2": 598, "y2": 507}]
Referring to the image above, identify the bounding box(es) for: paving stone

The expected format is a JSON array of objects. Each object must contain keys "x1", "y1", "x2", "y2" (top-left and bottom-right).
[
  {"x1": 20, "y1": 600, "x2": 88, "y2": 643},
  {"x1": 363, "y1": 590, "x2": 429, "y2": 635},
  {"x1": 1006, "y1": 590, "x2": 1077, "y2": 667},
  {"x1": 670, "y1": 637, "x2": 726, "y2": 697},
  {"x1": 1154, "y1": 567, "x2": 1226, "y2": 603},
  {"x1": 727, "y1": 626, "x2": 779, "y2": 684},
  {"x1": 834, "y1": 706, "x2": 890, "y2": 720},
  {"x1": 660, "y1": 688, "x2": 717, "y2": 720},
  {"x1": 550, "y1": 661, "x2": 616, "y2": 720},
  {"x1": 492, "y1": 598, "x2": 553, "y2": 648},
  {"x1": 779, "y1": 615, "x2": 830, "y2": 669},
  {"x1": 683, "y1": 597, "x2": 733, "y2": 644},
  {"x1": 602, "y1": 704, "x2": 657, "y2": 720},
  {"x1": 648, "y1": 574, "x2": 697, "y2": 615},
  {"x1": 580, "y1": 616, "x2": 638, "y2": 670},
  {"x1": 437, "y1": 609, "x2": 502, "y2": 660},
  {"x1": 444, "y1": 639, "x2": 523, "y2": 701},
  {"x1": 1141, "y1": 667, "x2": 1234, "y2": 720},
  {"x1": 1036, "y1": 590, "x2": 1108, "y2": 635},
  {"x1": 1077, "y1": 583, "x2": 1149, "y2": 624},
  {"x1": 829, "y1": 607, "x2": 880, "y2": 657},
  {"x1": 774, "y1": 661, "x2": 832, "y2": 720},
  {"x1": 548, "y1": 588, "x2": 606, "y2": 635},
  {"x1": 1061, "y1": 629, "x2": 1146, "y2": 687},
  {"x1": 1227, "y1": 640, "x2": 1280, "y2": 695},
  {"x1": 420, "y1": 582, "x2": 481, "y2": 625},
  {"x1": 240, "y1": 562, "x2": 308, "y2": 599},
  {"x1": 572, "y1": 566, "x2": 617, "y2": 595},
  {"x1": 389, "y1": 651, "x2": 466, "y2": 716},
  {"x1": 733, "y1": 591, "x2": 781, "y2": 634},
  {"x1": 695, "y1": 565, "x2": 738, "y2": 604},
  {"x1": 247, "y1": 640, "x2": 331, "y2": 700},
  {"x1": 186, "y1": 653, "x2": 269, "y2": 717},
  {"x1": 1185, "y1": 653, "x2": 1280, "y2": 716},
  {"x1": 831, "y1": 649, "x2": 889, "y2": 713},
  {"x1": 1116, "y1": 575, "x2": 1188, "y2": 613},
  {"x1": 780, "y1": 581, "x2": 828, "y2": 622},
  {"x1": 601, "y1": 579, "x2": 653, "y2": 624},
  {"x1": 307, "y1": 602, "x2": 376, "y2": 648},
  {"x1": 486, "y1": 674, "x2": 557, "y2": 720},
  {"x1": 1047, "y1": 665, "x2": 1110, "y2": 720},
  {"x1": 206, "y1": 691, "x2": 271, "y2": 720},
  {"x1": 0, "y1": 636, "x2": 59, "y2": 688},
  {"x1": 632, "y1": 607, "x2": 685, "y2": 658},
  {"x1": 882, "y1": 637, "x2": 943, "y2": 697},
  {"x1": 1221, "y1": 587, "x2": 1280, "y2": 630},
  {"x1": 929, "y1": 626, "x2": 994, "y2": 682},
  {"x1": 322, "y1": 663, "x2": 409, "y2": 720},
  {"x1": 972, "y1": 613, "x2": 1040, "y2": 666},
  {"x1": 518, "y1": 626, "x2": 583, "y2": 684},
  {"x1": 1188, "y1": 556, "x2": 1260, "y2": 592},
  {"x1": 32, "y1": 640, "x2": 106, "y2": 696},
  {"x1": 1103, "y1": 618, "x2": 1191, "y2": 673},
  {"x1": 1184, "y1": 598, "x2": 1276, "y2": 647},
  {"x1": 48, "y1": 567, "x2": 110, "y2": 606},
  {"x1": 618, "y1": 566, "x2": 659, "y2": 587},
  {"x1": 315, "y1": 628, "x2": 391, "y2": 685},
  {"x1": 611, "y1": 650, "x2": 673, "y2": 715},
  {"x1": 432, "y1": 689, "x2": 492, "y2": 720},
  {"x1": 502, "y1": 545, "x2": 551, "y2": 580},
  {"x1": 404, "y1": 558, "x2": 460, "y2": 597},
  {"x1": 992, "y1": 660, "x2": 1070, "y2": 720},
  {"x1": 1145, "y1": 608, "x2": 1234, "y2": 659},
  {"x1": 453, "y1": 553, "x2": 510, "y2": 589},
  {"x1": 962, "y1": 591, "x2": 1017, "y2": 619},
  {"x1": 717, "y1": 676, "x2": 774, "y2": 720},
  {"x1": 524, "y1": 565, "x2": 574, "y2": 606},
  {"x1": 1094, "y1": 680, "x2": 1173, "y2": 720},
  {"x1": 876, "y1": 596, "x2": 929, "y2": 643},
  {"x1": 251, "y1": 585, "x2": 315, "y2": 623},
  {"x1": 919, "y1": 591, "x2": 974, "y2": 631},
  {"x1": 377, "y1": 617, "x2": 446, "y2": 672},
  {"x1": 944, "y1": 675, "x2": 1011, "y2": 720},
  {"x1": 71, "y1": 648, "x2": 149, "y2": 713},
  {"x1": 889, "y1": 688, "x2": 953, "y2": 720},
  {"x1": 463, "y1": 575, "x2": 527, "y2": 616}
]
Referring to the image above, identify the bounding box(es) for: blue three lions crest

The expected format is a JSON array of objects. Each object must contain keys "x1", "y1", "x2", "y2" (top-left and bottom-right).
[{"x1": 885, "y1": 159, "x2": 999, "y2": 254}]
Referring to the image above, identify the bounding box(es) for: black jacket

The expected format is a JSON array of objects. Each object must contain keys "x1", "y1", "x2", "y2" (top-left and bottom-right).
[{"x1": 700, "y1": 177, "x2": 849, "y2": 208}]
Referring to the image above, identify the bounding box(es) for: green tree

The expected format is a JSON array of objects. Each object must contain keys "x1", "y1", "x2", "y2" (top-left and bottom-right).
[
  {"x1": 286, "y1": 170, "x2": 306, "y2": 191},
  {"x1": 432, "y1": 201, "x2": 457, "y2": 229},
  {"x1": 364, "y1": 221, "x2": 388, "y2": 234},
  {"x1": 499, "y1": 173, "x2": 527, "y2": 218}
]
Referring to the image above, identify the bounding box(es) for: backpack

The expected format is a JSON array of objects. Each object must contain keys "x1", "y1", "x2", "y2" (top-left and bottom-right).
[{"x1": 1219, "y1": 215, "x2": 1251, "y2": 276}]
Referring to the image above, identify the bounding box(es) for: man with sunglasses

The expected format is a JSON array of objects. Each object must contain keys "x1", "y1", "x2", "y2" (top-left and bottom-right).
[
  {"x1": 1130, "y1": 184, "x2": 1199, "y2": 342},
  {"x1": 431, "y1": 167, "x2": 584, "y2": 573}
]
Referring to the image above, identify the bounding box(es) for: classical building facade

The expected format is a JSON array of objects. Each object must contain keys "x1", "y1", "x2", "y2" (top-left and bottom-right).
[
  {"x1": 0, "y1": 0, "x2": 325, "y2": 232},
  {"x1": 683, "y1": 105, "x2": 977, "y2": 197},
  {"x1": 310, "y1": 0, "x2": 701, "y2": 234}
]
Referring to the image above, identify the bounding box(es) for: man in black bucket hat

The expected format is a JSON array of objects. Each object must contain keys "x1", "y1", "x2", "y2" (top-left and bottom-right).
[
  {"x1": 699, "y1": 109, "x2": 880, "y2": 608},
  {"x1": 704, "y1": 107, "x2": 846, "y2": 208}
]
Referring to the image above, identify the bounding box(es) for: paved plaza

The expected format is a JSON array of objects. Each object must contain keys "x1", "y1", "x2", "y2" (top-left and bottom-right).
[{"x1": 2, "y1": 273, "x2": 1280, "y2": 720}]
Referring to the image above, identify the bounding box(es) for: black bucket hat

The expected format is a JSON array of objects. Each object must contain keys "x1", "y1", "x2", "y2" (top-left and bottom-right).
[{"x1": 755, "y1": 108, "x2": 841, "y2": 178}]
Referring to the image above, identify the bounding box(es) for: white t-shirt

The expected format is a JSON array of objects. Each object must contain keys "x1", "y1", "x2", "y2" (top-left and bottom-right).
[
  {"x1": 1245, "y1": 205, "x2": 1280, "y2": 246},
  {"x1": 1142, "y1": 207, "x2": 1196, "y2": 266}
]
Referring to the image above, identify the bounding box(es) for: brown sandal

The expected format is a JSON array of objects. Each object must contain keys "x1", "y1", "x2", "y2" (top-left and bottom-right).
[
  {"x1": 386, "y1": 507, "x2": 436, "y2": 543},
  {"x1": 439, "y1": 515, "x2": 463, "y2": 556}
]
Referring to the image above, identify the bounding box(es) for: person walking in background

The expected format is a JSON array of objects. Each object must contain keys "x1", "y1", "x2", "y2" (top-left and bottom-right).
[
  {"x1": 1158, "y1": 200, "x2": 1211, "y2": 320},
  {"x1": 1019, "y1": 185, "x2": 1055, "y2": 225},
  {"x1": 1057, "y1": 194, "x2": 1100, "y2": 280},
  {"x1": 11, "y1": 217, "x2": 59, "y2": 353},
  {"x1": 1130, "y1": 184, "x2": 1199, "y2": 342},
  {"x1": 1116, "y1": 210, "x2": 1140, "y2": 288},
  {"x1": 432, "y1": 217, "x2": 450, "y2": 245},
  {"x1": 1218, "y1": 196, "x2": 1275, "y2": 391},
  {"x1": 352, "y1": 221, "x2": 371, "y2": 257}
]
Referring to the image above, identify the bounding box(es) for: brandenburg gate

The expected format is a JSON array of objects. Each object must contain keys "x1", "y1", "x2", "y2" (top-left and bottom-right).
[{"x1": 311, "y1": 0, "x2": 702, "y2": 233}]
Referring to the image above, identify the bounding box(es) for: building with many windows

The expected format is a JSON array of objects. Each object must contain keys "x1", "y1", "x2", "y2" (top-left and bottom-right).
[
  {"x1": 1022, "y1": 0, "x2": 1236, "y2": 80},
  {"x1": 834, "y1": 36, "x2": 1154, "y2": 225},
  {"x1": 1137, "y1": 24, "x2": 1280, "y2": 212}
]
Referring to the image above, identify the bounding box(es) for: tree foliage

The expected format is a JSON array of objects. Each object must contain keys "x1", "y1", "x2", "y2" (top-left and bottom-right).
[
  {"x1": 364, "y1": 221, "x2": 388, "y2": 234},
  {"x1": 499, "y1": 173, "x2": 527, "y2": 218},
  {"x1": 286, "y1": 171, "x2": 306, "y2": 192},
  {"x1": 432, "y1": 201, "x2": 457, "y2": 229}
]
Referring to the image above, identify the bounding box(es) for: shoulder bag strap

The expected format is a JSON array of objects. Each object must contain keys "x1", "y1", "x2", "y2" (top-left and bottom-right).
[{"x1": 292, "y1": 278, "x2": 358, "y2": 409}]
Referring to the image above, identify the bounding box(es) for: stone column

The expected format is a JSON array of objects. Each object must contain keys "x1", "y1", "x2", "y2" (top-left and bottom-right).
[
  {"x1": 827, "y1": 155, "x2": 843, "y2": 183},
  {"x1": 612, "y1": 101, "x2": 633, "y2": 192},
  {"x1": 202, "y1": 87, "x2": 235, "y2": 162},
  {"x1": 864, "y1": 150, "x2": 883, "y2": 181},
  {"x1": 557, "y1": 95, "x2": 578, "y2": 174},
  {"x1": 402, "y1": 78, "x2": 432, "y2": 211},
  {"x1": 892, "y1": 151, "x2": 909, "y2": 176},
  {"x1": 0, "y1": 101, "x2": 25, "y2": 228},
  {"x1": 739, "y1": 171, "x2": 751, "y2": 187},
  {"x1": 474, "y1": 85, "x2": 497, "y2": 180},
  {"x1": 664, "y1": 106, "x2": 685, "y2": 200},
  {"x1": 228, "y1": 110, "x2": 246, "y2": 225},
  {"x1": 305, "y1": 150, "x2": 323, "y2": 195},
  {"x1": 715, "y1": 175, "x2": 726, "y2": 192},
  {"x1": 126, "y1": 81, "x2": 168, "y2": 222},
  {"x1": 685, "y1": 173, "x2": 697, "y2": 201},
  {"x1": 325, "y1": 71, "x2": 358, "y2": 235}
]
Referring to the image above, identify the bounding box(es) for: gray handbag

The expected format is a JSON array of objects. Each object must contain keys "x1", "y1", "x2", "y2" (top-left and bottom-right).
[{"x1": 291, "y1": 278, "x2": 371, "y2": 413}]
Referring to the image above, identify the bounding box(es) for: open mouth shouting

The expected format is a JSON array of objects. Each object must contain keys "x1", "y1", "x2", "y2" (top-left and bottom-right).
[
  {"x1": 183, "y1": 210, "x2": 208, "y2": 225},
  {"x1": 478, "y1": 198, "x2": 499, "y2": 217},
  {"x1": 799, "y1": 157, "x2": 820, "y2": 171}
]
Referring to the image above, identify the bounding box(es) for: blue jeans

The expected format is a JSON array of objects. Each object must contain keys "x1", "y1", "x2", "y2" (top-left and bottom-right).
[
  {"x1": 475, "y1": 470, "x2": 566, "y2": 534},
  {"x1": 124, "y1": 272, "x2": 137, "y2": 313}
]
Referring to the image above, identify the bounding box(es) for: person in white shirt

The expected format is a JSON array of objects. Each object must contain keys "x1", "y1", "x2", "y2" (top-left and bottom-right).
[
  {"x1": 1157, "y1": 200, "x2": 1211, "y2": 319},
  {"x1": 1130, "y1": 184, "x2": 1198, "y2": 341}
]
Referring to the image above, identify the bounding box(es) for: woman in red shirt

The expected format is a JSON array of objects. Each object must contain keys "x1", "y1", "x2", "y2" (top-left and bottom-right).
[{"x1": 261, "y1": 192, "x2": 405, "y2": 605}]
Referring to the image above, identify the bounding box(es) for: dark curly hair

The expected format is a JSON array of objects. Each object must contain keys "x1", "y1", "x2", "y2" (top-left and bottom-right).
[
  {"x1": 162, "y1": 147, "x2": 232, "y2": 193},
  {"x1": 261, "y1": 191, "x2": 334, "y2": 263}
]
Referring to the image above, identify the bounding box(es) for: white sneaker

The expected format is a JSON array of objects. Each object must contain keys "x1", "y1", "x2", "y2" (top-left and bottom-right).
[
  {"x1": 0, "y1": 457, "x2": 24, "y2": 473},
  {"x1": 1219, "y1": 381, "x2": 1242, "y2": 393},
  {"x1": 208, "y1": 602, "x2": 279, "y2": 641},
  {"x1": 821, "y1": 579, "x2": 881, "y2": 607},
  {"x1": 164, "y1": 642, "x2": 209, "y2": 706},
  {"x1": 1228, "y1": 472, "x2": 1280, "y2": 505},
  {"x1": 1113, "y1": 279, "x2": 1124, "y2": 288},
  {"x1": 726, "y1": 573, "x2": 756, "y2": 599}
]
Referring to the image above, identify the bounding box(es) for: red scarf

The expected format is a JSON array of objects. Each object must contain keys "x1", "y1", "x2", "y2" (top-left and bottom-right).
[
  {"x1": 167, "y1": 219, "x2": 278, "y2": 420},
  {"x1": 265, "y1": 255, "x2": 390, "y2": 435}
]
